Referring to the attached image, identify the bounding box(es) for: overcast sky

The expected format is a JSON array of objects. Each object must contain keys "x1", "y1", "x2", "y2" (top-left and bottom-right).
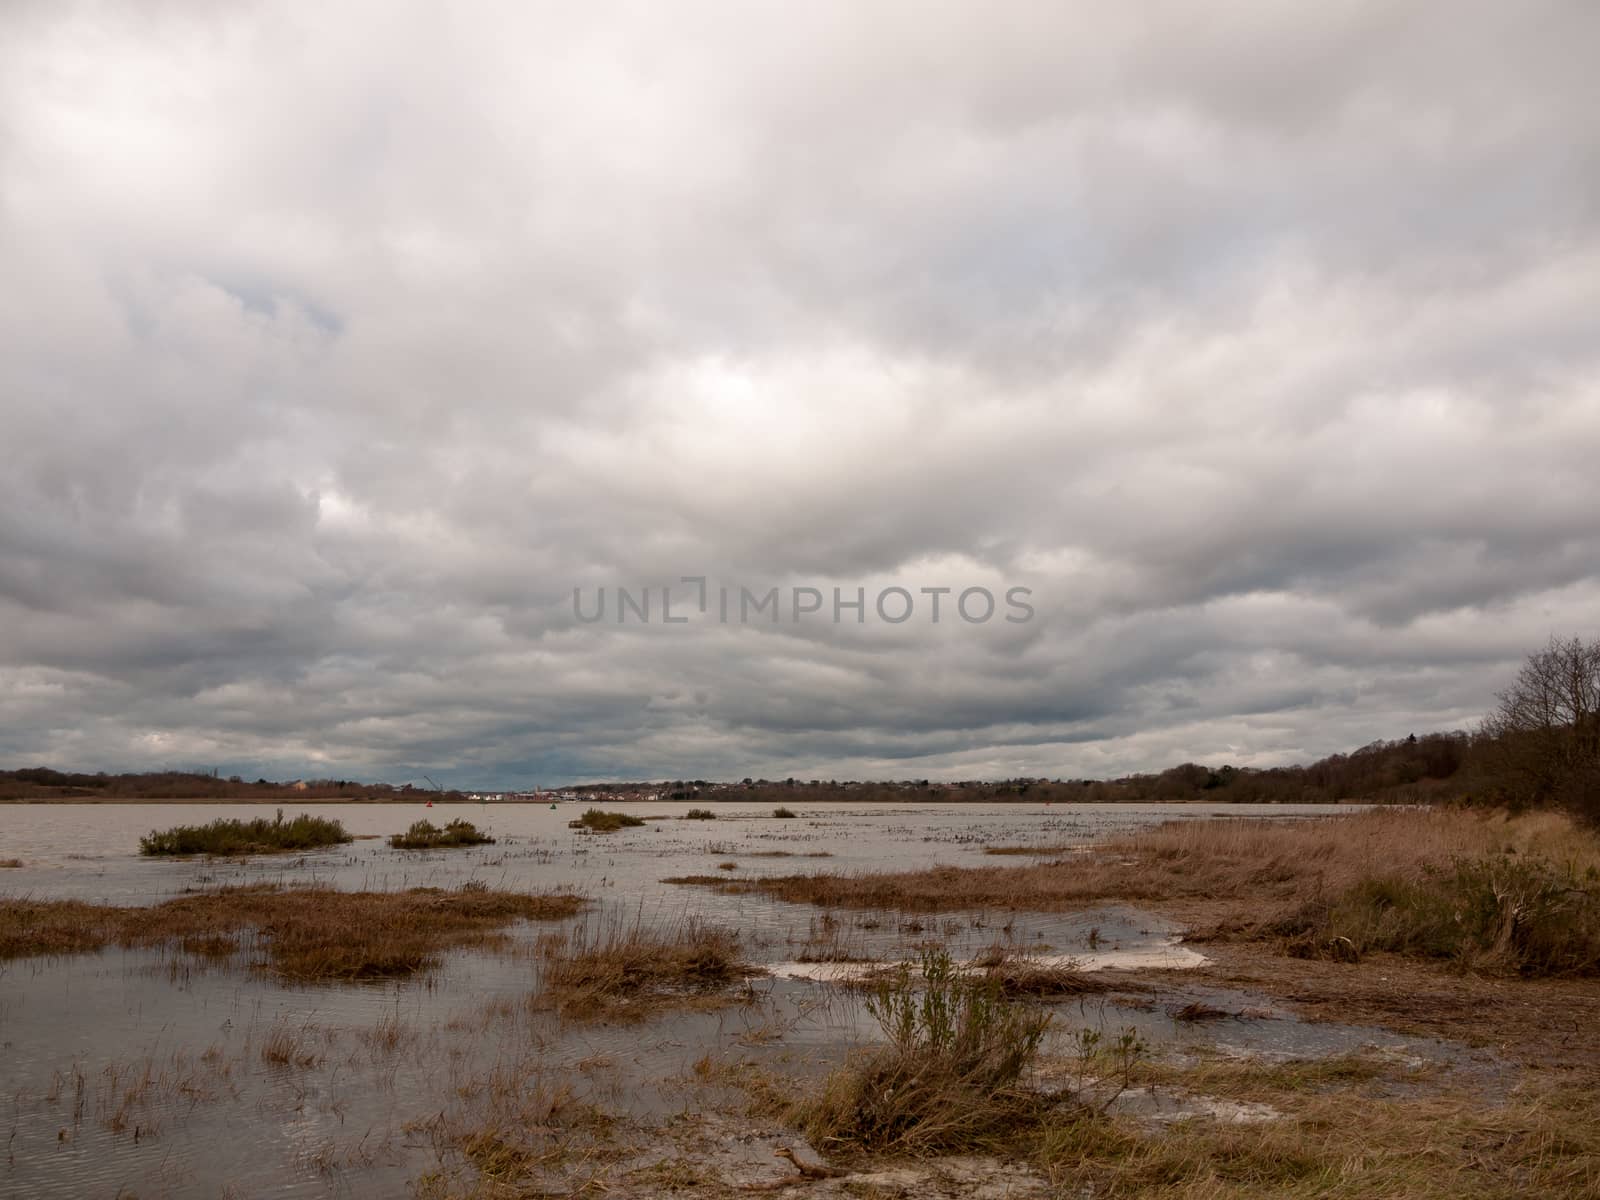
[{"x1": 2, "y1": 2, "x2": 1597, "y2": 787}]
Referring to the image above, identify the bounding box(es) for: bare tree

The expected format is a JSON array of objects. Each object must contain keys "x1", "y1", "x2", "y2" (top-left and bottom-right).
[{"x1": 1481, "y1": 635, "x2": 1600, "y2": 815}]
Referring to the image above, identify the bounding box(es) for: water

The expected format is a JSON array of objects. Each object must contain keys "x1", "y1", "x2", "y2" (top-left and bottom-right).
[{"x1": 0, "y1": 800, "x2": 1390, "y2": 1197}]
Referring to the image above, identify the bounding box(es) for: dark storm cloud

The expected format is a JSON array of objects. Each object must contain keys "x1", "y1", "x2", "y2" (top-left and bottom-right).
[{"x1": 1, "y1": 1, "x2": 1597, "y2": 785}]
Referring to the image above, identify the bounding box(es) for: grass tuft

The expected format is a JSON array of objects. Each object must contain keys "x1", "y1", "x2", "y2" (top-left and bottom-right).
[
  {"x1": 794, "y1": 947, "x2": 1056, "y2": 1154},
  {"x1": 569, "y1": 809, "x2": 645, "y2": 832},
  {"x1": 389, "y1": 818, "x2": 496, "y2": 849},
  {"x1": 534, "y1": 915, "x2": 752, "y2": 1019}
]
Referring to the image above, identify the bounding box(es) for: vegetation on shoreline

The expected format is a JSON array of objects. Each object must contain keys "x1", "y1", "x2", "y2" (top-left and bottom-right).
[
  {"x1": 569, "y1": 808, "x2": 646, "y2": 833},
  {"x1": 389, "y1": 818, "x2": 496, "y2": 849},
  {"x1": 683, "y1": 807, "x2": 717, "y2": 820},
  {"x1": 0, "y1": 883, "x2": 585, "y2": 979},
  {"x1": 139, "y1": 810, "x2": 352, "y2": 856},
  {"x1": 772, "y1": 806, "x2": 797, "y2": 818},
  {"x1": 674, "y1": 807, "x2": 1600, "y2": 977}
]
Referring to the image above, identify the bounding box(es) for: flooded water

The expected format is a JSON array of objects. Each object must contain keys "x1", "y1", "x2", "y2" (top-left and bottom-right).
[{"x1": 1, "y1": 800, "x2": 1411, "y2": 1198}]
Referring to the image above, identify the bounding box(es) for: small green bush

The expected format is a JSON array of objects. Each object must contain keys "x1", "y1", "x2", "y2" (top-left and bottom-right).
[
  {"x1": 390, "y1": 818, "x2": 496, "y2": 849},
  {"x1": 570, "y1": 809, "x2": 646, "y2": 833},
  {"x1": 683, "y1": 808, "x2": 717, "y2": 820},
  {"x1": 140, "y1": 810, "x2": 352, "y2": 856},
  {"x1": 794, "y1": 948, "x2": 1054, "y2": 1152},
  {"x1": 772, "y1": 806, "x2": 797, "y2": 818}
]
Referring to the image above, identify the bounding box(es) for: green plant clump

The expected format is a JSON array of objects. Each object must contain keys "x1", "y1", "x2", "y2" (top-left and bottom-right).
[
  {"x1": 1285, "y1": 851, "x2": 1600, "y2": 976},
  {"x1": 684, "y1": 808, "x2": 717, "y2": 820},
  {"x1": 570, "y1": 809, "x2": 646, "y2": 833},
  {"x1": 795, "y1": 948, "x2": 1054, "y2": 1152},
  {"x1": 772, "y1": 806, "x2": 797, "y2": 818},
  {"x1": 140, "y1": 810, "x2": 352, "y2": 856},
  {"x1": 390, "y1": 818, "x2": 496, "y2": 850}
]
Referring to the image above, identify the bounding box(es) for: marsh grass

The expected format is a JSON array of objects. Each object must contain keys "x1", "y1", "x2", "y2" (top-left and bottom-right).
[
  {"x1": 570, "y1": 809, "x2": 645, "y2": 832},
  {"x1": 534, "y1": 914, "x2": 753, "y2": 1020},
  {"x1": 389, "y1": 818, "x2": 496, "y2": 849},
  {"x1": 773, "y1": 806, "x2": 798, "y2": 818},
  {"x1": 0, "y1": 883, "x2": 585, "y2": 980},
  {"x1": 139, "y1": 809, "x2": 351, "y2": 856},
  {"x1": 683, "y1": 808, "x2": 717, "y2": 820},
  {"x1": 672, "y1": 809, "x2": 1600, "y2": 978},
  {"x1": 1280, "y1": 851, "x2": 1600, "y2": 975},
  {"x1": 795, "y1": 948, "x2": 1058, "y2": 1154},
  {"x1": 1030, "y1": 1077, "x2": 1600, "y2": 1199}
]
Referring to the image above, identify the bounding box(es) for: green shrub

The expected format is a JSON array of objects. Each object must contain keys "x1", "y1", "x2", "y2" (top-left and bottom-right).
[
  {"x1": 683, "y1": 808, "x2": 717, "y2": 820},
  {"x1": 794, "y1": 948, "x2": 1054, "y2": 1152},
  {"x1": 570, "y1": 809, "x2": 645, "y2": 833},
  {"x1": 772, "y1": 806, "x2": 797, "y2": 818},
  {"x1": 1285, "y1": 852, "x2": 1600, "y2": 975},
  {"x1": 390, "y1": 818, "x2": 496, "y2": 850},
  {"x1": 140, "y1": 810, "x2": 352, "y2": 856}
]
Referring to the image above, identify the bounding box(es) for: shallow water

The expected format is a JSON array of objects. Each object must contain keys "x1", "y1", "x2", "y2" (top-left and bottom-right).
[{"x1": 1, "y1": 800, "x2": 1392, "y2": 1198}]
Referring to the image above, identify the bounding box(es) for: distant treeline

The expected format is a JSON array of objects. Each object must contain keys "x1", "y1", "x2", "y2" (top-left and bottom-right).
[
  {"x1": 565, "y1": 731, "x2": 1474, "y2": 809},
  {"x1": 0, "y1": 768, "x2": 469, "y2": 803}
]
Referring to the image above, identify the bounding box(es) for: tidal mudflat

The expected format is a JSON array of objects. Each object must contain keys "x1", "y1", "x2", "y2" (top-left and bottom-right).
[{"x1": 3, "y1": 801, "x2": 1597, "y2": 1198}]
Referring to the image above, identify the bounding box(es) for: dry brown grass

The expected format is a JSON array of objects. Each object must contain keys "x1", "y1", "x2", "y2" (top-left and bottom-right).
[
  {"x1": 1031, "y1": 1074, "x2": 1600, "y2": 1199},
  {"x1": 0, "y1": 883, "x2": 585, "y2": 980},
  {"x1": 983, "y1": 843, "x2": 1084, "y2": 856},
  {"x1": 669, "y1": 808, "x2": 1600, "y2": 977},
  {"x1": 671, "y1": 807, "x2": 1591, "y2": 910},
  {"x1": 971, "y1": 948, "x2": 1114, "y2": 998},
  {"x1": 533, "y1": 915, "x2": 756, "y2": 1020}
]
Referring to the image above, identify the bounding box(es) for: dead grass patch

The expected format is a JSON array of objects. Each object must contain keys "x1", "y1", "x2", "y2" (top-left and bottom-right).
[
  {"x1": 972, "y1": 949, "x2": 1114, "y2": 998},
  {"x1": 1032, "y1": 1075, "x2": 1600, "y2": 1198},
  {"x1": 0, "y1": 883, "x2": 585, "y2": 980},
  {"x1": 533, "y1": 915, "x2": 756, "y2": 1020},
  {"x1": 983, "y1": 843, "x2": 1084, "y2": 856}
]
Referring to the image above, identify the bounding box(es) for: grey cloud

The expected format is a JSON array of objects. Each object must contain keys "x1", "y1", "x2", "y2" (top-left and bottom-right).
[{"x1": 1, "y1": 2, "x2": 1598, "y2": 785}]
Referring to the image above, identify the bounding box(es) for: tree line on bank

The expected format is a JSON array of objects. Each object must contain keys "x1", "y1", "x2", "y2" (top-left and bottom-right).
[{"x1": 0, "y1": 770, "x2": 468, "y2": 803}]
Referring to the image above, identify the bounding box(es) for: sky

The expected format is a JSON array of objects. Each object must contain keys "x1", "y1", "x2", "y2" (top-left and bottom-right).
[{"x1": 2, "y1": 1, "x2": 1598, "y2": 788}]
